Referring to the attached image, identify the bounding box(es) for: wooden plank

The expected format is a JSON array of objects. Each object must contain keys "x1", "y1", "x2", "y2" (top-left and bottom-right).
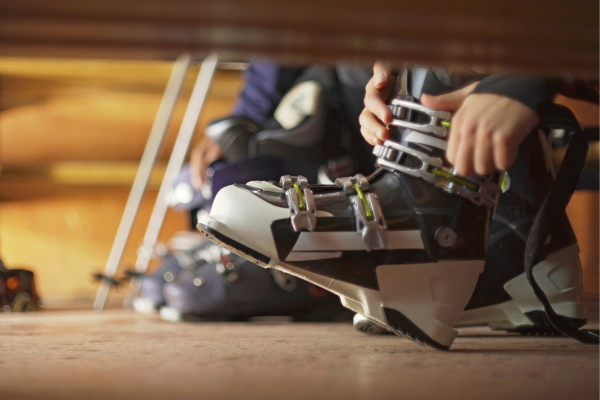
[
  {"x1": 567, "y1": 191, "x2": 600, "y2": 297},
  {"x1": 0, "y1": 66, "x2": 242, "y2": 166},
  {"x1": 0, "y1": 0, "x2": 597, "y2": 76},
  {"x1": 0, "y1": 190, "x2": 189, "y2": 303}
]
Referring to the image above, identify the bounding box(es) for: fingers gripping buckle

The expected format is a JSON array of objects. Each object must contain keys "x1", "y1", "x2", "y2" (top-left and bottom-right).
[
  {"x1": 374, "y1": 141, "x2": 501, "y2": 207},
  {"x1": 388, "y1": 99, "x2": 451, "y2": 138},
  {"x1": 281, "y1": 175, "x2": 317, "y2": 232},
  {"x1": 436, "y1": 169, "x2": 502, "y2": 207},
  {"x1": 336, "y1": 175, "x2": 387, "y2": 251}
]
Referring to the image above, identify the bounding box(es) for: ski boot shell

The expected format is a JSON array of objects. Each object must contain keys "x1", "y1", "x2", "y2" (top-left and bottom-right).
[{"x1": 198, "y1": 67, "x2": 504, "y2": 349}]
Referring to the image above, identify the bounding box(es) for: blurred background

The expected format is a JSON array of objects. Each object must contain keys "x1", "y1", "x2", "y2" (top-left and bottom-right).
[{"x1": 0, "y1": 0, "x2": 598, "y2": 310}]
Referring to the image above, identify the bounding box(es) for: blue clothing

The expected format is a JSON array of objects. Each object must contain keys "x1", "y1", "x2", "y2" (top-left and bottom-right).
[{"x1": 232, "y1": 63, "x2": 283, "y2": 125}]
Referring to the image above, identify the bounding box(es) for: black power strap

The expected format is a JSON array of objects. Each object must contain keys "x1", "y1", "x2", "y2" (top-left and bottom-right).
[{"x1": 524, "y1": 105, "x2": 599, "y2": 344}]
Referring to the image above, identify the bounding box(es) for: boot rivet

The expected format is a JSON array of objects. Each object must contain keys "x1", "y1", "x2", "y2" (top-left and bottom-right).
[
  {"x1": 193, "y1": 277, "x2": 205, "y2": 287},
  {"x1": 163, "y1": 272, "x2": 174, "y2": 282},
  {"x1": 226, "y1": 272, "x2": 239, "y2": 282},
  {"x1": 436, "y1": 227, "x2": 457, "y2": 248}
]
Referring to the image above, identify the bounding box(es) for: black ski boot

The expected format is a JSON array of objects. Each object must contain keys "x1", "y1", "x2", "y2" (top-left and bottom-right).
[{"x1": 198, "y1": 68, "x2": 503, "y2": 350}]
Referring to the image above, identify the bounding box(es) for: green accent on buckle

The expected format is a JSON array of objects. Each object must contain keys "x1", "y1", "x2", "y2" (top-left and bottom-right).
[
  {"x1": 293, "y1": 183, "x2": 306, "y2": 211},
  {"x1": 441, "y1": 120, "x2": 451, "y2": 128},
  {"x1": 353, "y1": 183, "x2": 373, "y2": 220},
  {"x1": 432, "y1": 168, "x2": 479, "y2": 191}
]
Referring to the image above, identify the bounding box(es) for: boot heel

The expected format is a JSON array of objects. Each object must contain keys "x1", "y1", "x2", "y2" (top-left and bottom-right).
[
  {"x1": 375, "y1": 260, "x2": 484, "y2": 349},
  {"x1": 457, "y1": 244, "x2": 587, "y2": 331},
  {"x1": 505, "y1": 244, "x2": 587, "y2": 321},
  {"x1": 275, "y1": 259, "x2": 484, "y2": 350}
]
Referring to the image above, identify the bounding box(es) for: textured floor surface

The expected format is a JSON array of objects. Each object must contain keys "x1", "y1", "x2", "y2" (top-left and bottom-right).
[{"x1": 0, "y1": 310, "x2": 598, "y2": 400}]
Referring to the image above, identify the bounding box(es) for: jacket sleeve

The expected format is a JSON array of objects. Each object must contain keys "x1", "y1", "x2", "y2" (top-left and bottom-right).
[{"x1": 472, "y1": 75, "x2": 599, "y2": 114}]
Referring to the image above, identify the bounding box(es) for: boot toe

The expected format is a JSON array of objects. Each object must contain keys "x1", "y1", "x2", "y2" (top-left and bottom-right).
[{"x1": 200, "y1": 184, "x2": 289, "y2": 263}]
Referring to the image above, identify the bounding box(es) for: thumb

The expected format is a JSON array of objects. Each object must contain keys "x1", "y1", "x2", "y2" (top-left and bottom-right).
[
  {"x1": 373, "y1": 61, "x2": 392, "y2": 89},
  {"x1": 420, "y1": 81, "x2": 478, "y2": 111}
]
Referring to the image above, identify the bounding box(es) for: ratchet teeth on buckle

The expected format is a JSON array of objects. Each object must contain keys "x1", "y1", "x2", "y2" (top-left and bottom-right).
[
  {"x1": 388, "y1": 99, "x2": 452, "y2": 138},
  {"x1": 281, "y1": 175, "x2": 317, "y2": 232},
  {"x1": 432, "y1": 168, "x2": 502, "y2": 207}
]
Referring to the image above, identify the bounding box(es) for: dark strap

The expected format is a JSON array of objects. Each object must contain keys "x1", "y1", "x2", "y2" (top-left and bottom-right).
[{"x1": 524, "y1": 105, "x2": 599, "y2": 344}]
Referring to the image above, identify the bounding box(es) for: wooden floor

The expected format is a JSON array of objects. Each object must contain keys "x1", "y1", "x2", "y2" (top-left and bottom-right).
[{"x1": 0, "y1": 310, "x2": 598, "y2": 400}]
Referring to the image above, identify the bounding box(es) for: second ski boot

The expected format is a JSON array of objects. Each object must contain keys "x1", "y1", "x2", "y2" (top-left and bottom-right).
[
  {"x1": 132, "y1": 232, "x2": 202, "y2": 314},
  {"x1": 160, "y1": 240, "x2": 351, "y2": 322},
  {"x1": 1, "y1": 259, "x2": 45, "y2": 313},
  {"x1": 198, "y1": 69, "x2": 503, "y2": 350}
]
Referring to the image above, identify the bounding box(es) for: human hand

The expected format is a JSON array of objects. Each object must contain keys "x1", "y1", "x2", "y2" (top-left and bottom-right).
[
  {"x1": 359, "y1": 61, "x2": 396, "y2": 146},
  {"x1": 190, "y1": 136, "x2": 224, "y2": 190},
  {"x1": 421, "y1": 84, "x2": 540, "y2": 176}
]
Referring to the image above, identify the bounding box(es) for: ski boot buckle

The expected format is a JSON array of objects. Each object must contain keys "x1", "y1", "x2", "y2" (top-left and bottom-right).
[
  {"x1": 374, "y1": 141, "x2": 501, "y2": 207},
  {"x1": 374, "y1": 140, "x2": 444, "y2": 184},
  {"x1": 335, "y1": 175, "x2": 387, "y2": 251},
  {"x1": 388, "y1": 98, "x2": 452, "y2": 138},
  {"x1": 281, "y1": 175, "x2": 317, "y2": 232},
  {"x1": 435, "y1": 168, "x2": 502, "y2": 207}
]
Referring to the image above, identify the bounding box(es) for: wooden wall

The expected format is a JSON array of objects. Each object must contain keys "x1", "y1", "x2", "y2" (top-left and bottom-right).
[{"x1": 0, "y1": 58, "x2": 242, "y2": 307}]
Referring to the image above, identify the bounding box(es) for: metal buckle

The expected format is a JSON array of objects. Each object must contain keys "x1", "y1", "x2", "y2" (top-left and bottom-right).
[
  {"x1": 438, "y1": 169, "x2": 502, "y2": 207},
  {"x1": 281, "y1": 175, "x2": 317, "y2": 232},
  {"x1": 374, "y1": 141, "x2": 501, "y2": 207},
  {"x1": 334, "y1": 174, "x2": 369, "y2": 195},
  {"x1": 336, "y1": 174, "x2": 387, "y2": 251},
  {"x1": 388, "y1": 99, "x2": 451, "y2": 138},
  {"x1": 351, "y1": 192, "x2": 387, "y2": 251},
  {"x1": 373, "y1": 140, "x2": 443, "y2": 184}
]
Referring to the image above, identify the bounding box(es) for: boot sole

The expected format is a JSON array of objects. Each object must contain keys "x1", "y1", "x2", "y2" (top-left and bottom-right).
[
  {"x1": 198, "y1": 222, "x2": 484, "y2": 350},
  {"x1": 133, "y1": 297, "x2": 161, "y2": 314}
]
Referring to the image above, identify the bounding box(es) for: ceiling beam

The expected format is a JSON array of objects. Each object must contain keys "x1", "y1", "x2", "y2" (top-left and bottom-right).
[{"x1": 0, "y1": 0, "x2": 597, "y2": 76}]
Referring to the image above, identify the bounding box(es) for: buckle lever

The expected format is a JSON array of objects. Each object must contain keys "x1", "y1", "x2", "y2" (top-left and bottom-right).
[
  {"x1": 281, "y1": 175, "x2": 317, "y2": 232},
  {"x1": 374, "y1": 141, "x2": 501, "y2": 207},
  {"x1": 336, "y1": 175, "x2": 387, "y2": 251},
  {"x1": 388, "y1": 99, "x2": 451, "y2": 138}
]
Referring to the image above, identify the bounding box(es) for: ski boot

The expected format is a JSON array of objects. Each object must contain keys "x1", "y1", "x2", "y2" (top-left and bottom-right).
[
  {"x1": 1, "y1": 259, "x2": 45, "y2": 312},
  {"x1": 198, "y1": 68, "x2": 503, "y2": 350},
  {"x1": 132, "y1": 232, "x2": 201, "y2": 314},
  {"x1": 160, "y1": 240, "x2": 350, "y2": 322}
]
